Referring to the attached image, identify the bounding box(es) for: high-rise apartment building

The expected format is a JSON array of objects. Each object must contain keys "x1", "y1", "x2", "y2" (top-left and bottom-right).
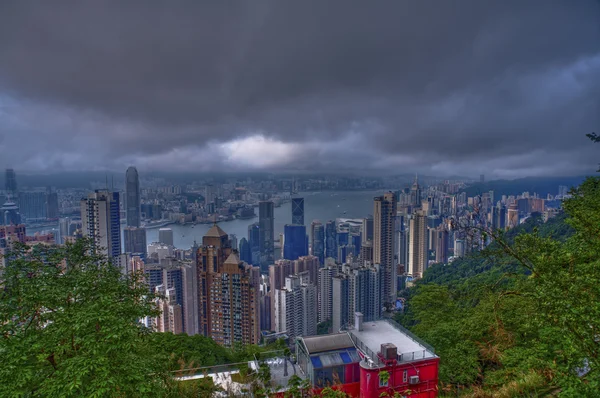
[
  {"x1": 332, "y1": 274, "x2": 349, "y2": 333},
  {"x1": 259, "y1": 201, "x2": 274, "y2": 273},
  {"x1": 318, "y1": 265, "x2": 339, "y2": 323},
  {"x1": 507, "y1": 204, "x2": 519, "y2": 230},
  {"x1": 80, "y1": 190, "x2": 121, "y2": 260},
  {"x1": 197, "y1": 225, "x2": 260, "y2": 346},
  {"x1": 310, "y1": 220, "x2": 325, "y2": 265},
  {"x1": 283, "y1": 224, "x2": 308, "y2": 261},
  {"x1": 294, "y1": 255, "x2": 319, "y2": 286},
  {"x1": 362, "y1": 216, "x2": 374, "y2": 245},
  {"x1": 408, "y1": 211, "x2": 428, "y2": 278},
  {"x1": 123, "y1": 226, "x2": 147, "y2": 257},
  {"x1": 292, "y1": 197, "x2": 305, "y2": 225},
  {"x1": 273, "y1": 275, "x2": 317, "y2": 339},
  {"x1": 435, "y1": 227, "x2": 449, "y2": 264},
  {"x1": 154, "y1": 285, "x2": 183, "y2": 334},
  {"x1": 325, "y1": 220, "x2": 337, "y2": 261},
  {"x1": 18, "y1": 191, "x2": 47, "y2": 220},
  {"x1": 269, "y1": 259, "x2": 294, "y2": 291},
  {"x1": 158, "y1": 228, "x2": 174, "y2": 246},
  {"x1": 125, "y1": 166, "x2": 141, "y2": 227},
  {"x1": 373, "y1": 192, "x2": 397, "y2": 304}
]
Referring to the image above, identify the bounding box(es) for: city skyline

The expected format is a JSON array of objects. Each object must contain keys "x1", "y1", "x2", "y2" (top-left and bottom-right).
[{"x1": 0, "y1": 2, "x2": 598, "y2": 177}]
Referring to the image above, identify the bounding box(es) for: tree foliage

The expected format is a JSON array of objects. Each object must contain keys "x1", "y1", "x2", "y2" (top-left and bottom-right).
[
  {"x1": 398, "y1": 177, "x2": 600, "y2": 396},
  {"x1": 0, "y1": 239, "x2": 168, "y2": 397}
]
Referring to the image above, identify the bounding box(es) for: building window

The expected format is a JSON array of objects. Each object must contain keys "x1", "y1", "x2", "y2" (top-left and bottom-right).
[
  {"x1": 403, "y1": 370, "x2": 408, "y2": 383},
  {"x1": 379, "y1": 375, "x2": 389, "y2": 388}
]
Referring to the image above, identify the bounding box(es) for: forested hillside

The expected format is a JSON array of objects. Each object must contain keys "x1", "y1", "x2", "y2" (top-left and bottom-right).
[{"x1": 397, "y1": 178, "x2": 600, "y2": 397}]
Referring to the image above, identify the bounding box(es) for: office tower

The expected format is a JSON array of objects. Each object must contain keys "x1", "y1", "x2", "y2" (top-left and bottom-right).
[
  {"x1": 125, "y1": 166, "x2": 141, "y2": 227},
  {"x1": 291, "y1": 197, "x2": 305, "y2": 225},
  {"x1": 46, "y1": 187, "x2": 59, "y2": 219},
  {"x1": 410, "y1": 175, "x2": 421, "y2": 207},
  {"x1": 124, "y1": 226, "x2": 147, "y2": 257},
  {"x1": 197, "y1": 225, "x2": 260, "y2": 346},
  {"x1": 4, "y1": 169, "x2": 17, "y2": 199},
  {"x1": 373, "y1": 192, "x2": 397, "y2": 304},
  {"x1": 273, "y1": 275, "x2": 317, "y2": 339},
  {"x1": 158, "y1": 228, "x2": 174, "y2": 246},
  {"x1": 80, "y1": 190, "x2": 121, "y2": 259},
  {"x1": 18, "y1": 191, "x2": 47, "y2": 220},
  {"x1": 294, "y1": 255, "x2": 319, "y2": 285},
  {"x1": 325, "y1": 220, "x2": 337, "y2": 261},
  {"x1": 310, "y1": 220, "x2": 325, "y2": 265},
  {"x1": 435, "y1": 227, "x2": 449, "y2": 264},
  {"x1": 259, "y1": 201, "x2": 274, "y2": 273},
  {"x1": 507, "y1": 204, "x2": 519, "y2": 229},
  {"x1": 238, "y1": 237, "x2": 252, "y2": 264},
  {"x1": 248, "y1": 222, "x2": 260, "y2": 266},
  {"x1": 362, "y1": 216, "x2": 374, "y2": 245},
  {"x1": 154, "y1": 286, "x2": 183, "y2": 334},
  {"x1": 408, "y1": 211, "x2": 428, "y2": 278},
  {"x1": 395, "y1": 214, "x2": 408, "y2": 271},
  {"x1": 494, "y1": 204, "x2": 506, "y2": 230},
  {"x1": 283, "y1": 224, "x2": 308, "y2": 261}
]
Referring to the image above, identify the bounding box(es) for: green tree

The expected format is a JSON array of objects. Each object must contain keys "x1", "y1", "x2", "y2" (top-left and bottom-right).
[{"x1": 0, "y1": 239, "x2": 169, "y2": 397}]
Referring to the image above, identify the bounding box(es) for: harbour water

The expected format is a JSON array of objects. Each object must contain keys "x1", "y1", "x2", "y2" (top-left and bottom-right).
[{"x1": 27, "y1": 190, "x2": 388, "y2": 250}]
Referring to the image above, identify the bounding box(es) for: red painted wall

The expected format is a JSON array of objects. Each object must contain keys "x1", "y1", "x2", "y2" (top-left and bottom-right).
[{"x1": 359, "y1": 358, "x2": 439, "y2": 398}]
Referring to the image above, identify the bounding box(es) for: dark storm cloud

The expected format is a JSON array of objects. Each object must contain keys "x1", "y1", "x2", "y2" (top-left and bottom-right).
[{"x1": 0, "y1": 1, "x2": 598, "y2": 176}]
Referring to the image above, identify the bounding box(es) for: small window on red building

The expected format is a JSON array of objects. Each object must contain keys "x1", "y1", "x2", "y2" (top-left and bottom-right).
[{"x1": 403, "y1": 370, "x2": 408, "y2": 383}]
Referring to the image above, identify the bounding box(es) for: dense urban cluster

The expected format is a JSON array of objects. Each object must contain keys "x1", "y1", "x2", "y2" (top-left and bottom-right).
[{"x1": 0, "y1": 167, "x2": 572, "y2": 396}]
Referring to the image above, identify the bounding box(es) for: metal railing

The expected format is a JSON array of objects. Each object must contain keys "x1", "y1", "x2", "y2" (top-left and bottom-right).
[
  {"x1": 348, "y1": 333, "x2": 384, "y2": 368},
  {"x1": 382, "y1": 318, "x2": 435, "y2": 354}
]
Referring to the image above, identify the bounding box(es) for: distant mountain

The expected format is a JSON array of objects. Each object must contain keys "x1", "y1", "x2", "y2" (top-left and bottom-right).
[{"x1": 461, "y1": 175, "x2": 590, "y2": 198}]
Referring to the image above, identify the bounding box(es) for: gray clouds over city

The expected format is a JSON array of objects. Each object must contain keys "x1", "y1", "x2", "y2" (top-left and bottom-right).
[{"x1": 0, "y1": 1, "x2": 599, "y2": 177}]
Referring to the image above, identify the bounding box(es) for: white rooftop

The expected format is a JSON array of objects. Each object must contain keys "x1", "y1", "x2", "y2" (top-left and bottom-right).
[{"x1": 348, "y1": 320, "x2": 436, "y2": 363}]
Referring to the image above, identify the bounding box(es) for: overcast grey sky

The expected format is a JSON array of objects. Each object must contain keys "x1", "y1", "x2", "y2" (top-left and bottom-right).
[{"x1": 0, "y1": 1, "x2": 599, "y2": 178}]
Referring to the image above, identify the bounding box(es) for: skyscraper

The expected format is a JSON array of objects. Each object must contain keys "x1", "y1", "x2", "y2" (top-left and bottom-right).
[
  {"x1": 4, "y1": 169, "x2": 17, "y2": 199},
  {"x1": 291, "y1": 197, "x2": 305, "y2": 225},
  {"x1": 238, "y1": 237, "x2": 252, "y2": 264},
  {"x1": 45, "y1": 188, "x2": 59, "y2": 219},
  {"x1": 325, "y1": 220, "x2": 337, "y2": 261},
  {"x1": 310, "y1": 220, "x2": 325, "y2": 265},
  {"x1": 273, "y1": 275, "x2": 317, "y2": 339},
  {"x1": 80, "y1": 190, "x2": 122, "y2": 260},
  {"x1": 373, "y1": 192, "x2": 397, "y2": 304},
  {"x1": 410, "y1": 175, "x2": 421, "y2": 208},
  {"x1": 158, "y1": 228, "x2": 174, "y2": 246},
  {"x1": 362, "y1": 216, "x2": 374, "y2": 245},
  {"x1": 196, "y1": 225, "x2": 260, "y2": 346},
  {"x1": 435, "y1": 227, "x2": 449, "y2": 264},
  {"x1": 259, "y1": 201, "x2": 274, "y2": 273},
  {"x1": 248, "y1": 222, "x2": 260, "y2": 266},
  {"x1": 408, "y1": 211, "x2": 428, "y2": 278},
  {"x1": 124, "y1": 226, "x2": 147, "y2": 257},
  {"x1": 283, "y1": 224, "x2": 308, "y2": 261},
  {"x1": 125, "y1": 166, "x2": 141, "y2": 227},
  {"x1": 18, "y1": 191, "x2": 47, "y2": 220}
]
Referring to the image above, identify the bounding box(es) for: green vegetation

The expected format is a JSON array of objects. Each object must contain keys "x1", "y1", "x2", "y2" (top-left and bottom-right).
[{"x1": 397, "y1": 177, "x2": 600, "y2": 396}]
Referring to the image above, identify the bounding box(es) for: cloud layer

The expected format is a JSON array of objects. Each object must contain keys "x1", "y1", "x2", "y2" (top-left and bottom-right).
[{"x1": 0, "y1": 1, "x2": 599, "y2": 177}]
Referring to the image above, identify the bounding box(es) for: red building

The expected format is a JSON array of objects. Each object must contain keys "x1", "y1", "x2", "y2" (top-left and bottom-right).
[{"x1": 296, "y1": 315, "x2": 439, "y2": 397}]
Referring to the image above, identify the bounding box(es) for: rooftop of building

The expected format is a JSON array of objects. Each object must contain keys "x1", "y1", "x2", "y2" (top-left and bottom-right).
[
  {"x1": 205, "y1": 223, "x2": 228, "y2": 238},
  {"x1": 346, "y1": 319, "x2": 437, "y2": 367},
  {"x1": 301, "y1": 333, "x2": 355, "y2": 355}
]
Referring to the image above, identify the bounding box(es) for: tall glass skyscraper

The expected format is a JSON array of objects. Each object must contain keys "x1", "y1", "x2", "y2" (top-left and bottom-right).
[
  {"x1": 283, "y1": 224, "x2": 308, "y2": 261},
  {"x1": 4, "y1": 169, "x2": 17, "y2": 199},
  {"x1": 259, "y1": 201, "x2": 274, "y2": 273},
  {"x1": 325, "y1": 220, "x2": 337, "y2": 261},
  {"x1": 125, "y1": 166, "x2": 141, "y2": 227},
  {"x1": 247, "y1": 222, "x2": 260, "y2": 266},
  {"x1": 291, "y1": 197, "x2": 304, "y2": 225},
  {"x1": 310, "y1": 220, "x2": 325, "y2": 265}
]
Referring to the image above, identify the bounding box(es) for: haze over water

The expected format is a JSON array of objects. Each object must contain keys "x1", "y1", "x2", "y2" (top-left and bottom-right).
[{"x1": 146, "y1": 190, "x2": 386, "y2": 249}]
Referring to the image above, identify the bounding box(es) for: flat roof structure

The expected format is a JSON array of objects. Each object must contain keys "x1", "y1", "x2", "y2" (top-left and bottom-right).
[{"x1": 347, "y1": 319, "x2": 437, "y2": 366}]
